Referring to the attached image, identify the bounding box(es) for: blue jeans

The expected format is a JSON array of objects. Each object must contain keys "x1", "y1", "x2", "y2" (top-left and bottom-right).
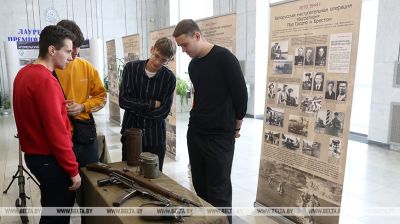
[
  {"x1": 73, "y1": 138, "x2": 99, "y2": 168},
  {"x1": 24, "y1": 154, "x2": 75, "y2": 224}
]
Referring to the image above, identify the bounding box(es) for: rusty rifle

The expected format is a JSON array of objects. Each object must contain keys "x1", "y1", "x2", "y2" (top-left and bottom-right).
[{"x1": 87, "y1": 162, "x2": 202, "y2": 207}]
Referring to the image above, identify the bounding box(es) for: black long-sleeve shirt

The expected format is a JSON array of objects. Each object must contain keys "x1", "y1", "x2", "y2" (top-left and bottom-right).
[
  {"x1": 188, "y1": 45, "x2": 248, "y2": 135},
  {"x1": 119, "y1": 60, "x2": 176, "y2": 146}
]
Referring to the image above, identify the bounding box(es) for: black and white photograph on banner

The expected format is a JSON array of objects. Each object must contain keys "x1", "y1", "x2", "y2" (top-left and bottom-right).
[
  {"x1": 276, "y1": 83, "x2": 299, "y2": 107},
  {"x1": 17, "y1": 42, "x2": 39, "y2": 66},
  {"x1": 257, "y1": 160, "x2": 340, "y2": 223},
  {"x1": 300, "y1": 95, "x2": 323, "y2": 113},
  {"x1": 277, "y1": 84, "x2": 288, "y2": 105},
  {"x1": 125, "y1": 52, "x2": 140, "y2": 62},
  {"x1": 304, "y1": 47, "x2": 314, "y2": 66},
  {"x1": 262, "y1": 161, "x2": 292, "y2": 197},
  {"x1": 315, "y1": 46, "x2": 327, "y2": 66},
  {"x1": 270, "y1": 40, "x2": 289, "y2": 60},
  {"x1": 281, "y1": 133, "x2": 300, "y2": 151},
  {"x1": 302, "y1": 140, "x2": 321, "y2": 158},
  {"x1": 266, "y1": 107, "x2": 284, "y2": 127},
  {"x1": 294, "y1": 47, "x2": 305, "y2": 65},
  {"x1": 294, "y1": 174, "x2": 341, "y2": 224},
  {"x1": 336, "y1": 81, "x2": 348, "y2": 101},
  {"x1": 265, "y1": 129, "x2": 280, "y2": 146},
  {"x1": 325, "y1": 80, "x2": 336, "y2": 100},
  {"x1": 272, "y1": 57, "x2": 293, "y2": 75},
  {"x1": 313, "y1": 72, "x2": 324, "y2": 92},
  {"x1": 288, "y1": 115, "x2": 309, "y2": 137},
  {"x1": 267, "y1": 82, "x2": 277, "y2": 99},
  {"x1": 302, "y1": 72, "x2": 312, "y2": 90},
  {"x1": 329, "y1": 138, "x2": 342, "y2": 158},
  {"x1": 315, "y1": 110, "x2": 345, "y2": 138}
]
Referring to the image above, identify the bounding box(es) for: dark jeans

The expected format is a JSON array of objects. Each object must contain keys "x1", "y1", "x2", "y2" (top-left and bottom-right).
[
  {"x1": 121, "y1": 136, "x2": 166, "y2": 171},
  {"x1": 73, "y1": 138, "x2": 99, "y2": 168},
  {"x1": 187, "y1": 129, "x2": 235, "y2": 224},
  {"x1": 73, "y1": 138, "x2": 98, "y2": 206},
  {"x1": 24, "y1": 154, "x2": 75, "y2": 224}
]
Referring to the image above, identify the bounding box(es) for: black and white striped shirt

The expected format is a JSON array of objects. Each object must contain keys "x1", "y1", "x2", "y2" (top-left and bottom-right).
[{"x1": 119, "y1": 60, "x2": 176, "y2": 146}]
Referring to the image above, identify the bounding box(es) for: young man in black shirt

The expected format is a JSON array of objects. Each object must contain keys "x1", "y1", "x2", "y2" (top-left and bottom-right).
[
  {"x1": 173, "y1": 19, "x2": 248, "y2": 224},
  {"x1": 119, "y1": 37, "x2": 176, "y2": 171}
]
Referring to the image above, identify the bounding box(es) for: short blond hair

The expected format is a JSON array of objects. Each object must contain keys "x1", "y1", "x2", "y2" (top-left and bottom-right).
[{"x1": 154, "y1": 37, "x2": 176, "y2": 58}]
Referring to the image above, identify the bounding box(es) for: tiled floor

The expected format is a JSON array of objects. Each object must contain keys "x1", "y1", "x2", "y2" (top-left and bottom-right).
[{"x1": 1, "y1": 108, "x2": 400, "y2": 224}]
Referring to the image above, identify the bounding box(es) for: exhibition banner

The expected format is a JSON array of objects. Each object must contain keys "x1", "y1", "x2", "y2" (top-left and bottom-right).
[
  {"x1": 122, "y1": 34, "x2": 141, "y2": 63},
  {"x1": 149, "y1": 27, "x2": 177, "y2": 158},
  {"x1": 16, "y1": 41, "x2": 39, "y2": 64},
  {"x1": 256, "y1": 1, "x2": 361, "y2": 223},
  {"x1": 197, "y1": 13, "x2": 236, "y2": 53},
  {"x1": 149, "y1": 28, "x2": 177, "y2": 73},
  {"x1": 106, "y1": 40, "x2": 120, "y2": 124}
]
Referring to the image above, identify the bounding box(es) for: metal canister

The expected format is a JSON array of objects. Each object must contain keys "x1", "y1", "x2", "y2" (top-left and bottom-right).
[
  {"x1": 139, "y1": 152, "x2": 160, "y2": 179},
  {"x1": 125, "y1": 128, "x2": 142, "y2": 166}
]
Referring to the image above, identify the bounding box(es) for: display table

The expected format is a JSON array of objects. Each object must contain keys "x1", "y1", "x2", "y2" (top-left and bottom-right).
[{"x1": 81, "y1": 162, "x2": 228, "y2": 224}]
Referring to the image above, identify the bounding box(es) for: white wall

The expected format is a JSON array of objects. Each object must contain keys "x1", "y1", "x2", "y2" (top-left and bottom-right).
[
  {"x1": 170, "y1": 0, "x2": 213, "y2": 81},
  {"x1": 214, "y1": 0, "x2": 262, "y2": 117},
  {"x1": 368, "y1": 0, "x2": 400, "y2": 143},
  {"x1": 255, "y1": 0, "x2": 269, "y2": 119},
  {"x1": 350, "y1": 0, "x2": 378, "y2": 135},
  {"x1": 0, "y1": 0, "x2": 169, "y2": 99}
]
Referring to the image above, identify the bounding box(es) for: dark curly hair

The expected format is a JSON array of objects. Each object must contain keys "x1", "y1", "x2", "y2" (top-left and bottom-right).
[
  {"x1": 57, "y1": 20, "x2": 84, "y2": 47},
  {"x1": 38, "y1": 25, "x2": 76, "y2": 58}
]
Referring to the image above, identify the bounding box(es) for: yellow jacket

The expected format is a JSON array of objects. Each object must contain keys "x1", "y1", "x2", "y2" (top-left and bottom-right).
[{"x1": 55, "y1": 57, "x2": 106, "y2": 121}]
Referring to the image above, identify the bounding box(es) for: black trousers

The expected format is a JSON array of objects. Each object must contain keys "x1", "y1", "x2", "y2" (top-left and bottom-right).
[
  {"x1": 73, "y1": 138, "x2": 99, "y2": 168},
  {"x1": 24, "y1": 154, "x2": 75, "y2": 224},
  {"x1": 121, "y1": 136, "x2": 166, "y2": 171},
  {"x1": 187, "y1": 129, "x2": 235, "y2": 224}
]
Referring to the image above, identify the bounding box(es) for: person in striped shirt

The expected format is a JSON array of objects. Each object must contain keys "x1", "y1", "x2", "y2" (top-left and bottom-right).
[{"x1": 119, "y1": 37, "x2": 176, "y2": 171}]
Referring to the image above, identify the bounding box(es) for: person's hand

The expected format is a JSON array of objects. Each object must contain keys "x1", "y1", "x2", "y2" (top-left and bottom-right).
[
  {"x1": 66, "y1": 100, "x2": 84, "y2": 116},
  {"x1": 235, "y1": 130, "x2": 241, "y2": 138},
  {"x1": 235, "y1": 120, "x2": 243, "y2": 138},
  {"x1": 69, "y1": 173, "x2": 81, "y2": 191},
  {"x1": 155, "y1": 100, "x2": 161, "y2": 108}
]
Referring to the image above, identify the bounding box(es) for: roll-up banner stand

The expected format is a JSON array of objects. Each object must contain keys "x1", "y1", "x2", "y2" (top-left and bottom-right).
[{"x1": 255, "y1": 0, "x2": 361, "y2": 223}]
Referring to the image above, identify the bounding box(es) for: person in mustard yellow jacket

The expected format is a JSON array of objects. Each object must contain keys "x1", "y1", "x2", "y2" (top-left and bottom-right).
[{"x1": 55, "y1": 20, "x2": 106, "y2": 168}]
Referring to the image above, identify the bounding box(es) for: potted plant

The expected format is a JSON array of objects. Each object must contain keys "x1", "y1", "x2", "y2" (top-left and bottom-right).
[
  {"x1": 103, "y1": 75, "x2": 109, "y2": 92},
  {"x1": 176, "y1": 76, "x2": 190, "y2": 112},
  {"x1": 1, "y1": 94, "x2": 11, "y2": 115},
  {"x1": 102, "y1": 58, "x2": 125, "y2": 94},
  {"x1": 116, "y1": 58, "x2": 125, "y2": 87},
  {"x1": 103, "y1": 64, "x2": 109, "y2": 92}
]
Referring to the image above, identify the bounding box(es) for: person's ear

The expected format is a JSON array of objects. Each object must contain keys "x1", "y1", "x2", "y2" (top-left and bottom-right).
[
  {"x1": 48, "y1": 45, "x2": 56, "y2": 56},
  {"x1": 194, "y1": 32, "x2": 201, "y2": 40}
]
